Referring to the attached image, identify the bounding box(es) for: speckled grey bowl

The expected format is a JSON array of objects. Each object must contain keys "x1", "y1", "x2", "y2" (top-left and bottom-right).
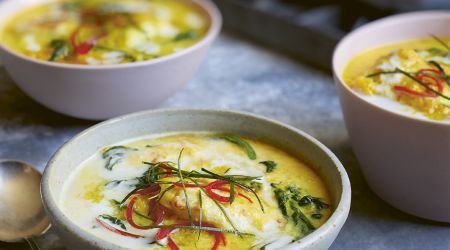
[{"x1": 41, "y1": 109, "x2": 351, "y2": 250}]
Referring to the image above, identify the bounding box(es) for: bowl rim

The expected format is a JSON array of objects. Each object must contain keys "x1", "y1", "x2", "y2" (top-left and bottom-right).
[
  {"x1": 41, "y1": 108, "x2": 351, "y2": 250},
  {"x1": 332, "y1": 10, "x2": 450, "y2": 127},
  {"x1": 0, "y1": 0, "x2": 222, "y2": 70}
]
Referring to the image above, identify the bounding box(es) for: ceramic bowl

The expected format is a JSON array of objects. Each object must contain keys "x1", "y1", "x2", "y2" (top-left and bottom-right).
[
  {"x1": 41, "y1": 109, "x2": 351, "y2": 250},
  {"x1": 0, "y1": 0, "x2": 221, "y2": 120},
  {"x1": 333, "y1": 11, "x2": 450, "y2": 222}
]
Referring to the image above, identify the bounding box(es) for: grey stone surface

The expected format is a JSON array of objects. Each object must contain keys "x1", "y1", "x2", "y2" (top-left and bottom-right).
[{"x1": 0, "y1": 33, "x2": 449, "y2": 250}]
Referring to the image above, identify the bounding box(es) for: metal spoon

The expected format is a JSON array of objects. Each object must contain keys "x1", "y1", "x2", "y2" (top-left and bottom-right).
[{"x1": 0, "y1": 160, "x2": 50, "y2": 249}]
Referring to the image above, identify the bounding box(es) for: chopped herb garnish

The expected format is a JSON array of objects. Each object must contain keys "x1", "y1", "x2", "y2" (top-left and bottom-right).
[
  {"x1": 289, "y1": 199, "x2": 315, "y2": 234},
  {"x1": 229, "y1": 182, "x2": 236, "y2": 204},
  {"x1": 260, "y1": 161, "x2": 277, "y2": 173},
  {"x1": 216, "y1": 134, "x2": 257, "y2": 160},
  {"x1": 97, "y1": 2, "x2": 131, "y2": 14},
  {"x1": 174, "y1": 31, "x2": 197, "y2": 41},
  {"x1": 311, "y1": 214, "x2": 323, "y2": 219},
  {"x1": 105, "y1": 180, "x2": 127, "y2": 187},
  {"x1": 135, "y1": 162, "x2": 171, "y2": 188},
  {"x1": 48, "y1": 39, "x2": 70, "y2": 62},
  {"x1": 298, "y1": 195, "x2": 313, "y2": 206},
  {"x1": 106, "y1": 146, "x2": 268, "y2": 240},
  {"x1": 271, "y1": 184, "x2": 318, "y2": 237},
  {"x1": 99, "y1": 214, "x2": 126, "y2": 230},
  {"x1": 197, "y1": 190, "x2": 203, "y2": 241},
  {"x1": 298, "y1": 195, "x2": 329, "y2": 210},
  {"x1": 61, "y1": 2, "x2": 81, "y2": 12},
  {"x1": 428, "y1": 47, "x2": 445, "y2": 55},
  {"x1": 176, "y1": 149, "x2": 194, "y2": 226},
  {"x1": 431, "y1": 34, "x2": 450, "y2": 52},
  {"x1": 102, "y1": 146, "x2": 137, "y2": 170}
]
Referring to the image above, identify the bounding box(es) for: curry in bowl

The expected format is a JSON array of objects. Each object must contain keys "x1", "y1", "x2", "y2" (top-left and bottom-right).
[
  {"x1": 60, "y1": 132, "x2": 331, "y2": 250},
  {"x1": 0, "y1": 0, "x2": 209, "y2": 65},
  {"x1": 344, "y1": 36, "x2": 450, "y2": 121}
]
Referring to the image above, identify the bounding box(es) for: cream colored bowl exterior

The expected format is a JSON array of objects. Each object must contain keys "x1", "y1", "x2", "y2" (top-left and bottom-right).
[
  {"x1": 41, "y1": 109, "x2": 351, "y2": 250},
  {"x1": 333, "y1": 11, "x2": 450, "y2": 222},
  {"x1": 0, "y1": 0, "x2": 222, "y2": 120}
]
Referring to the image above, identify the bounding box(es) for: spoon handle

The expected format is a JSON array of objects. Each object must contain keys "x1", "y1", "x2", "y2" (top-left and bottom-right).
[{"x1": 25, "y1": 238, "x2": 40, "y2": 250}]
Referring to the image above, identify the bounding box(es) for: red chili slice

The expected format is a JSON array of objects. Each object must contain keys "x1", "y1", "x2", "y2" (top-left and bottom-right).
[
  {"x1": 205, "y1": 189, "x2": 231, "y2": 203},
  {"x1": 70, "y1": 25, "x2": 106, "y2": 55},
  {"x1": 125, "y1": 196, "x2": 152, "y2": 230},
  {"x1": 135, "y1": 184, "x2": 161, "y2": 196},
  {"x1": 210, "y1": 231, "x2": 227, "y2": 250},
  {"x1": 96, "y1": 217, "x2": 143, "y2": 238},
  {"x1": 418, "y1": 68, "x2": 442, "y2": 75},
  {"x1": 148, "y1": 197, "x2": 164, "y2": 225},
  {"x1": 156, "y1": 222, "x2": 226, "y2": 250},
  {"x1": 172, "y1": 180, "x2": 253, "y2": 203},
  {"x1": 205, "y1": 180, "x2": 253, "y2": 203},
  {"x1": 168, "y1": 237, "x2": 180, "y2": 250},
  {"x1": 155, "y1": 227, "x2": 178, "y2": 240},
  {"x1": 206, "y1": 180, "x2": 229, "y2": 190},
  {"x1": 214, "y1": 187, "x2": 253, "y2": 203},
  {"x1": 393, "y1": 86, "x2": 432, "y2": 97}
]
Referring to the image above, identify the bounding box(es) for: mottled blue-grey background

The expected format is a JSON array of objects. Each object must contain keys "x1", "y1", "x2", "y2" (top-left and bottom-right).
[{"x1": 0, "y1": 33, "x2": 449, "y2": 249}]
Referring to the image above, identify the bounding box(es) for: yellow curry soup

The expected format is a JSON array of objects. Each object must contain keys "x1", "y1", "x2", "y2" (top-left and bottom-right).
[
  {"x1": 344, "y1": 37, "x2": 450, "y2": 121},
  {"x1": 60, "y1": 133, "x2": 332, "y2": 250},
  {"x1": 0, "y1": 0, "x2": 210, "y2": 65}
]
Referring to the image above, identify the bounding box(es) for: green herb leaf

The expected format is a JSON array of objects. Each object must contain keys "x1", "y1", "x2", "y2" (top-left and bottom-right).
[
  {"x1": 197, "y1": 190, "x2": 203, "y2": 241},
  {"x1": 259, "y1": 161, "x2": 277, "y2": 173},
  {"x1": 102, "y1": 146, "x2": 137, "y2": 171},
  {"x1": 174, "y1": 31, "x2": 197, "y2": 42},
  {"x1": 428, "y1": 47, "x2": 445, "y2": 55},
  {"x1": 311, "y1": 214, "x2": 323, "y2": 219},
  {"x1": 97, "y1": 3, "x2": 131, "y2": 14},
  {"x1": 176, "y1": 149, "x2": 194, "y2": 226},
  {"x1": 61, "y1": 2, "x2": 80, "y2": 12},
  {"x1": 216, "y1": 134, "x2": 257, "y2": 160},
  {"x1": 49, "y1": 39, "x2": 70, "y2": 62},
  {"x1": 366, "y1": 70, "x2": 402, "y2": 78},
  {"x1": 99, "y1": 214, "x2": 126, "y2": 230},
  {"x1": 105, "y1": 180, "x2": 127, "y2": 187},
  {"x1": 289, "y1": 200, "x2": 315, "y2": 234},
  {"x1": 230, "y1": 182, "x2": 235, "y2": 204},
  {"x1": 136, "y1": 162, "x2": 173, "y2": 187},
  {"x1": 431, "y1": 34, "x2": 450, "y2": 52},
  {"x1": 271, "y1": 184, "x2": 318, "y2": 237}
]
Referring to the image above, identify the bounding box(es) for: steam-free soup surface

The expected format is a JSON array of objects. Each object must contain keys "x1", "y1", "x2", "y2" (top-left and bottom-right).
[
  {"x1": 344, "y1": 37, "x2": 450, "y2": 121},
  {"x1": 60, "y1": 133, "x2": 332, "y2": 250},
  {"x1": 0, "y1": 0, "x2": 209, "y2": 65}
]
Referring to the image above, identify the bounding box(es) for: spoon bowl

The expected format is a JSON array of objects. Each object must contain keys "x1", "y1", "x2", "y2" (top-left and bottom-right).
[{"x1": 0, "y1": 160, "x2": 50, "y2": 242}]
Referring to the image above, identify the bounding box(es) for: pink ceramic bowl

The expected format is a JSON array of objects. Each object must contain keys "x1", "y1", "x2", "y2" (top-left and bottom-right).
[
  {"x1": 0, "y1": 0, "x2": 222, "y2": 120},
  {"x1": 333, "y1": 11, "x2": 450, "y2": 222}
]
